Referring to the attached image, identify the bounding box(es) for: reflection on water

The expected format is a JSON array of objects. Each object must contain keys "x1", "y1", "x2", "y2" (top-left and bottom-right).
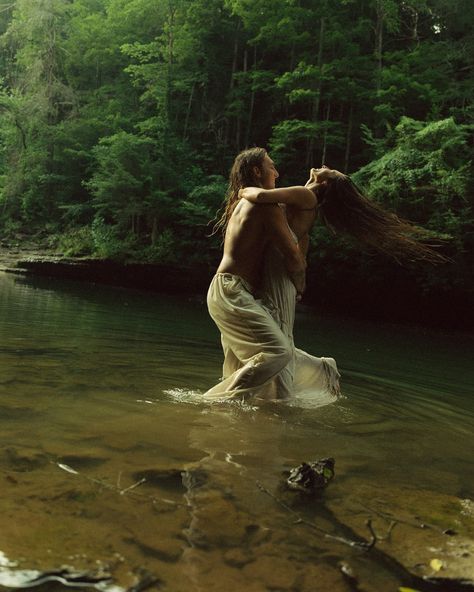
[{"x1": 1, "y1": 271, "x2": 474, "y2": 591}]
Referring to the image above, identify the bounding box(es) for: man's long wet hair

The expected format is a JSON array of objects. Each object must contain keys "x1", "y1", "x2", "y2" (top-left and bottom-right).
[
  {"x1": 211, "y1": 147, "x2": 267, "y2": 237},
  {"x1": 316, "y1": 175, "x2": 446, "y2": 263}
]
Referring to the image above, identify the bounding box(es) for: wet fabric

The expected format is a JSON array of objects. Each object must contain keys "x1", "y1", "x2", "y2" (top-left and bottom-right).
[
  {"x1": 261, "y1": 230, "x2": 341, "y2": 403},
  {"x1": 205, "y1": 213, "x2": 340, "y2": 403},
  {"x1": 203, "y1": 273, "x2": 293, "y2": 400}
]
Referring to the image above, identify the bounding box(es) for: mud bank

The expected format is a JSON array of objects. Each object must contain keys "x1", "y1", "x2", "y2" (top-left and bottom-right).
[{"x1": 0, "y1": 248, "x2": 212, "y2": 295}]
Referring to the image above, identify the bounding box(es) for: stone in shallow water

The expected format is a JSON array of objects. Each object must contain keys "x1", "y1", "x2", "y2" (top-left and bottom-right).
[
  {"x1": 123, "y1": 535, "x2": 183, "y2": 563},
  {"x1": 242, "y1": 555, "x2": 300, "y2": 589},
  {"x1": 180, "y1": 548, "x2": 268, "y2": 592},
  {"x1": 131, "y1": 468, "x2": 185, "y2": 492},
  {"x1": 223, "y1": 548, "x2": 253, "y2": 568},
  {"x1": 2, "y1": 447, "x2": 49, "y2": 472},
  {"x1": 58, "y1": 455, "x2": 109, "y2": 470},
  {"x1": 184, "y1": 487, "x2": 258, "y2": 548},
  {"x1": 300, "y1": 563, "x2": 352, "y2": 592},
  {"x1": 181, "y1": 467, "x2": 208, "y2": 490},
  {"x1": 286, "y1": 458, "x2": 335, "y2": 493}
]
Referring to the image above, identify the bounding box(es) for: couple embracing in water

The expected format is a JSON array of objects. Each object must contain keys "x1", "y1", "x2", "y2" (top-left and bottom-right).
[{"x1": 203, "y1": 147, "x2": 442, "y2": 403}]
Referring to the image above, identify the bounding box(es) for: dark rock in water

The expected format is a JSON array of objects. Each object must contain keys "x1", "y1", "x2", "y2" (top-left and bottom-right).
[
  {"x1": 181, "y1": 468, "x2": 208, "y2": 491},
  {"x1": 123, "y1": 536, "x2": 182, "y2": 562},
  {"x1": 132, "y1": 468, "x2": 185, "y2": 491},
  {"x1": 2, "y1": 447, "x2": 49, "y2": 472},
  {"x1": 59, "y1": 454, "x2": 109, "y2": 469},
  {"x1": 286, "y1": 458, "x2": 335, "y2": 493}
]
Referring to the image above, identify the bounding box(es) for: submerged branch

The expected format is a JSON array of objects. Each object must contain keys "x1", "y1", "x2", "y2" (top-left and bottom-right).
[
  {"x1": 361, "y1": 503, "x2": 457, "y2": 536},
  {"x1": 256, "y1": 480, "x2": 373, "y2": 549},
  {"x1": 54, "y1": 462, "x2": 184, "y2": 509}
]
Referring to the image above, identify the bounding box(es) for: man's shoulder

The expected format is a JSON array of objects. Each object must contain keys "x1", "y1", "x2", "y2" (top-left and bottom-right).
[
  {"x1": 257, "y1": 202, "x2": 284, "y2": 221},
  {"x1": 235, "y1": 199, "x2": 278, "y2": 218},
  {"x1": 245, "y1": 201, "x2": 280, "y2": 215}
]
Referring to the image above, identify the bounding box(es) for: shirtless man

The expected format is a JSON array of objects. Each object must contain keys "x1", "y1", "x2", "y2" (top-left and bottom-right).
[{"x1": 204, "y1": 148, "x2": 316, "y2": 400}]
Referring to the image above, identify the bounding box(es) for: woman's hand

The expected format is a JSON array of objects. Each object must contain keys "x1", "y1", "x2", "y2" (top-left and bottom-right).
[
  {"x1": 305, "y1": 165, "x2": 332, "y2": 192},
  {"x1": 304, "y1": 168, "x2": 318, "y2": 188}
]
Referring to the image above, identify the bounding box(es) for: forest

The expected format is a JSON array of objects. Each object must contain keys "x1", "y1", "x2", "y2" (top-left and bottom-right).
[{"x1": 0, "y1": 0, "x2": 472, "y2": 327}]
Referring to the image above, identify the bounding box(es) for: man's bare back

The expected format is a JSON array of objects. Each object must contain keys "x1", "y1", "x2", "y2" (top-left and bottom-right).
[
  {"x1": 216, "y1": 199, "x2": 306, "y2": 293},
  {"x1": 216, "y1": 200, "x2": 269, "y2": 289}
]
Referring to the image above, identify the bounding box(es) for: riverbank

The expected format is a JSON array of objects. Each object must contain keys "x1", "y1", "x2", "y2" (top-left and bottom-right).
[
  {"x1": 1, "y1": 245, "x2": 472, "y2": 332},
  {"x1": 0, "y1": 245, "x2": 213, "y2": 295}
]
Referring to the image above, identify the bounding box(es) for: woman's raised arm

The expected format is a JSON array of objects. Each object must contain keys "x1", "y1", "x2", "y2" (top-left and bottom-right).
[{"x1": 239, "y1": 185, "x2": 316, "y2": 209}]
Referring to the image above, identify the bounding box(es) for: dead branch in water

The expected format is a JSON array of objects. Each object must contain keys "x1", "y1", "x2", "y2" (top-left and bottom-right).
[
  {"x1": 361, "y1": 503, "x2": 457, "y2": 536},
  {"x1": 55, "y1": 461, "x2": 184, "y2": 509},
  {"x1": 256, "y1": 480, "x2": 377, "y2": 550}
]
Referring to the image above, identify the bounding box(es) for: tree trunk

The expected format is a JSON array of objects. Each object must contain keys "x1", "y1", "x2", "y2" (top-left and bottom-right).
[
  {"x1": 165, "y1": 2, "x2": 176, "y2": 134},
  {"x1": 321, "y1": 100, "x2": 331, "y2": 166},
  {"x1": 374, "y1": 0, "x2": 383, "y2": 94},
  {"x1": 236, "y1": 48, "x2": 248, "y2": 151},
  {"x1": 306, "y1": 16, "x2": 325, "y2": 167},
  {"x1": 151, "y1": 216, "x2": 158, "y2": 245},
  {"x1": 245, "y1": 46, "x2": 257, "y2": 148},
  {"x1": 183, "y1": 80, "x2": 195, "y2": 140},
  {"x1": 344, "y1": 103, "x2": 353, "y2": 173},
  {"x1": 373, "y1": 0, "x2": 385, "y2": 137},
  {"x1": 224, "y1": 24, "x2": 240, "y2": 146}
]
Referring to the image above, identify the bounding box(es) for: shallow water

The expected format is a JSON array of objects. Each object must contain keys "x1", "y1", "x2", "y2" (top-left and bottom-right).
[{"x1": 1, "y1": 271, "x2": 473, "y2": 592}]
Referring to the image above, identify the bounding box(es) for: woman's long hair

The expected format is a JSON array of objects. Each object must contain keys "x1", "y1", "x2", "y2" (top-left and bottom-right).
[
  {"x1": 316, "y1": 175, "x2": 446, "y2": 263},
  {"x1": 211, "y1": 147, "x2": 267, "y2": 237}
]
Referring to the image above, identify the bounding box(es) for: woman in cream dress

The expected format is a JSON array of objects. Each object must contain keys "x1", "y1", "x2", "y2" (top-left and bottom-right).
[
  {"x1": 244, "y1": 167, "x2": 340, "y2": 403},
  {"x1": 260, "y1": 208, "x2": 340, "y2": 403}
]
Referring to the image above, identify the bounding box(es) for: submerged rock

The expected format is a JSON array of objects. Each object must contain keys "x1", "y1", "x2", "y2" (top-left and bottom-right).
[
  {"x1": 286, "y1": 458, "x2": 335, "y2": 493},
  {"x1": 58, "y1": 455, "x2": 109, "y2": 470},
  {"x1": 2, "y1": 447, "x2": 49, "y2": 472},
  {"x1": 132, "y1": 468, "x2": 186, "y2": 492}
]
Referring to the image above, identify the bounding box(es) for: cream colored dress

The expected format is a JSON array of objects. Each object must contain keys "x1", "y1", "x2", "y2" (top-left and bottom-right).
[
  {"x1": 261, "y1": 225, "x2": 340, "y2": 404},
  {"x1": 203, "y1": 273, "x2": 292, "y2": 401}
]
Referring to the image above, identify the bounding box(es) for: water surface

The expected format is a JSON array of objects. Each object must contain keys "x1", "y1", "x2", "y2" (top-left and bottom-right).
[{"x1": 1, "y1": 271, "x2": 473, "y2": 592}]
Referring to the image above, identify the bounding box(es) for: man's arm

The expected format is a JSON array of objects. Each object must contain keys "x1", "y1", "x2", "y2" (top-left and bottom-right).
[
  {"x1": 240, "y1": 186, "x2": 316, "y2": 209},
  {"x1": 298, "y1": 233, "x2": 310, "y2": 261},
  {"x1": 263, "y1": 204, "x2": 306, "y2": 294}
]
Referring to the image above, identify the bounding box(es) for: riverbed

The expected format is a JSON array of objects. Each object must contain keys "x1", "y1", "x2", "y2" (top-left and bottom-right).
[{"x1": 0, "y1": 271, "x2": 473, "y2": 592}]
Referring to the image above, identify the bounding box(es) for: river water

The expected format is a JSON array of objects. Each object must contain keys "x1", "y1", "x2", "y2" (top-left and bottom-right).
[{"x1": 0, "y1": 271, "x2": 473, "y2": 592}]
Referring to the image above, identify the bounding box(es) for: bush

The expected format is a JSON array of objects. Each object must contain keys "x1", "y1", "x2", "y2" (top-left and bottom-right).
[
  {"x1": 53, "y1": 226, "x2": 95, "y2": 257},
  {"x1": 91, "y1": 217, "x2": 126, "y2": 259},
  {"x1": 138, "y1": 228, "x2": 177, "y2": 263}
]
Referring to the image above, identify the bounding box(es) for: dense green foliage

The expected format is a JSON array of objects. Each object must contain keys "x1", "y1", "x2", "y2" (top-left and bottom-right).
[{"x1": 0, "y1": 0, "x2": 472, "y2": 324}]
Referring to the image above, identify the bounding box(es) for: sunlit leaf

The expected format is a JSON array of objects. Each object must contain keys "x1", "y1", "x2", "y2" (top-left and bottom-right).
[{"x1": 430, "y1": 558, "x2": 443, "y2": 571}]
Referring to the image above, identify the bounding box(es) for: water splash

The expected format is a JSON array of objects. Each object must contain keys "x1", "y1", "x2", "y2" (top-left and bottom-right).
[{"x1": 163, "y1": 388, "x2": 259, "y2": 411}]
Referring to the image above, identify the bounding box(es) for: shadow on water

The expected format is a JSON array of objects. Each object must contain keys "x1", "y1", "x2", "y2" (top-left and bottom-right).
[{"x1": 1, "y1": 271, "x2": 474, "y2": 591}]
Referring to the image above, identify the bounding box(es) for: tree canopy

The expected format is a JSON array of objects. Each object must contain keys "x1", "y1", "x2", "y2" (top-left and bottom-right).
[{"x1": 0, "y1": 0, "x2": 472, "y2": 325}]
